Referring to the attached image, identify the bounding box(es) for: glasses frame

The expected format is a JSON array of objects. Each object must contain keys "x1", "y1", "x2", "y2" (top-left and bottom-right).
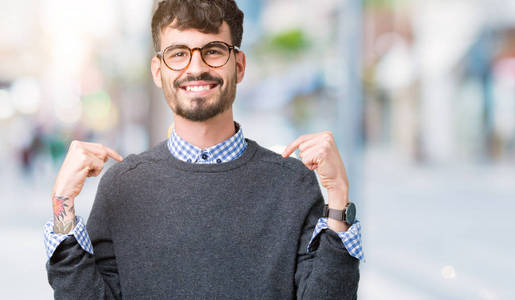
[{"x1": 156, "y1": 41, "x2": 239, "y2": 71}]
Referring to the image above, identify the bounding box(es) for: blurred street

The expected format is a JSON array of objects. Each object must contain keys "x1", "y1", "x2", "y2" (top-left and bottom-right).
[{"x1": 360, "y1": 147, "x2": 515, "y2": 300}]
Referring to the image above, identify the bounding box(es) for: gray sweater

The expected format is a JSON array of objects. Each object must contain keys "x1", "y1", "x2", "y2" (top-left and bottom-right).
[{"x1": 47, "y1": 139, "x2": 359, "y2": 299}]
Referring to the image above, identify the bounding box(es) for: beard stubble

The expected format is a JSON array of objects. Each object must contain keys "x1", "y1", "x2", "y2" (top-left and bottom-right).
[{"x1": 162, "y1": 72, "x2": 237, "y2": 122}]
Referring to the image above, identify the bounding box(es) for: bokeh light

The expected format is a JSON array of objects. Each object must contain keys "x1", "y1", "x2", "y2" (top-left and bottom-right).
[
  {"x1": 81, "y1": 90, "x2": 118, "y2": 131},
  {"x1": 440, "y1": 265, "x2": 456, "y2": 280},
  {"x1": 0, "y1": 89, "x2": 15, "y2": 120},
  {"x1": 10, "y1": 78, "x2": 41, "y2": 115}
]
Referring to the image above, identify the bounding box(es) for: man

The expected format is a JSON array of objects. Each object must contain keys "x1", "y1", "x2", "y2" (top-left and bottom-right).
[{"x1": 44, "y1": 0, "x2": 363, "y2": 299}]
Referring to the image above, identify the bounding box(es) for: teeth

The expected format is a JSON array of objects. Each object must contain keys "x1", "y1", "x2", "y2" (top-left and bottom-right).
[{"x1": 186, "y1": 85, "x2": 211, "y2": 92}]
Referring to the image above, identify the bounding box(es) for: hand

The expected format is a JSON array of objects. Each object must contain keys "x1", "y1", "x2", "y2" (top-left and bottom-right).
[
  {"x1": 283, "y1": 131, "x2": 351, "y2": 231},
  {"x1": 51, "y1": 140, "x2": 123, "y2": 233},
  {"x1": 52, "y1": 140, "x2": 123, "y2": 200},
  {"x1": 282, "y1": 131, "x2": 349, "y2": 207}
]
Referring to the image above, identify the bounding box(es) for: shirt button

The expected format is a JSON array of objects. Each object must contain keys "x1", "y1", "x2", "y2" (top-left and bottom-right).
[
  {"x1": 201, "y1": 153, "x2": 208, "y2": 160},
  {"x1": 216, "y1": 159, "x2": 222, "y2": 163}
]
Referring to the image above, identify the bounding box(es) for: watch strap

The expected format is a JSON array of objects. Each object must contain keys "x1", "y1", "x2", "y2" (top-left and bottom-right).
[{"x1": 322, "y1": 204, "x2": 345, "y2": 221}]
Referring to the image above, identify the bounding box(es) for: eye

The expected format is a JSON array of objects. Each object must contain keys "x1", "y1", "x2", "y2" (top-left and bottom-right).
[
  {"x1": 164, "y1": 47, "x2": 189, "y2": 60},
  {"x1": 206, "y1": 49, "x2": 222, "y2": 55},
  {"x1": 173, "y1": 51, "x2": 186, "y2": 57}
]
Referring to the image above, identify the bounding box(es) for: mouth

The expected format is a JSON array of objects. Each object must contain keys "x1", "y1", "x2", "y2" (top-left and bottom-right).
[{"x1": 179, "y1": 81, "x2": 219, "y2": 96}]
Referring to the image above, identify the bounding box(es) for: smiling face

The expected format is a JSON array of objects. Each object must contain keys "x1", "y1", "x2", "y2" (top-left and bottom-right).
[{"x1": 151, "y1": 21, "x2": 246, "y2": 122}]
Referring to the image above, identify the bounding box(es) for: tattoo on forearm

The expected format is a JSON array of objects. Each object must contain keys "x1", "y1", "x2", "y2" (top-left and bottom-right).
[
  {"x1": 53, "y1": 195, "x2": 69, "y2": 219},
  {"x1": 54, "y1": 217, "x2": 76, "y2": 233},
  {"x1": 52, "y1": 195, "x2": 75, "y2": 233}
]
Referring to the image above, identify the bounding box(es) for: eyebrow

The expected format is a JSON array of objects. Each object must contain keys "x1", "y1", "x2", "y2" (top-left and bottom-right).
[{"x1": 163, "y1": 41, "x2": 229, "y2": 49}]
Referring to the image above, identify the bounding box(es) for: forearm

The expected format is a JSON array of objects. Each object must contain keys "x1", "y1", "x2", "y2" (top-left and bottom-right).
[
  {"x1": 296, "y1": 214, "x2": 360, "y2": 299},
  {"x1": 46, "y1": 196, "x2": 121, "y2": 298},
  {"x1": 47, "y1": 236, "x2": 121, "y2": 299},
  {"x1": 46, "y1": 199, "x2": 121, "y2": 298},
  {"x1": 52, "y1": 194, "x2": 76, "y2": 234},
  {"x1": 295, "y1": 175, "x2": 361, "y2": 299},
  {"x1": 297, "y1": 229, "x2": 360, "y2": 300}
]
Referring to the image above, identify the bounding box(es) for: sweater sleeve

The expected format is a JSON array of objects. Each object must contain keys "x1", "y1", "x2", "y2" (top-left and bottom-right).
[
  {"x1": 46, "y1": 166, "x2": 122, "y2": 299},
  {"x1": 294, "y1": 171, "x2": 360, "y2": 300}
]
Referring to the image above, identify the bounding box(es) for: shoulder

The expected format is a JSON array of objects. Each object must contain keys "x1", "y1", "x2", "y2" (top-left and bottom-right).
[
  {"x1": 101, "y1": 140, "x2": 169, "y2": 180},
  {"x1": 249, "y1": 140, "x2": 322, "y2": 208},
  {"x1": 249, "y1": 139, "x2": 314, "y2": 180}
]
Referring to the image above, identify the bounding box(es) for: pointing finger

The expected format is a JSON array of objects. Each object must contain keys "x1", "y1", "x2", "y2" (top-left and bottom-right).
[
  {"x1": 282, "y1": 133, "x2": 318, "y2": 158},
  {"x1": 81, "y1": 143, "x2": 123, "y2": 162},
  {"x1": 105, "y1": 146, "x2": 124, "y2": 162}
]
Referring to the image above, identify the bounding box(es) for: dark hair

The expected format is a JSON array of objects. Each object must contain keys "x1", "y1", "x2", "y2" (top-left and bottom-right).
[{"x1": 151, "y1": 0, "x2": 244, "y2": 52}]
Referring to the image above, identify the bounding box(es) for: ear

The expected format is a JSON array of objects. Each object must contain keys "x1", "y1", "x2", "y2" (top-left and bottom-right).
[
  {"x1": 151, "y1": 56, "x2": 163, "y2": 88},
  {"x1": 235, "y1": 50, "x2": 246, "y2": 84}
]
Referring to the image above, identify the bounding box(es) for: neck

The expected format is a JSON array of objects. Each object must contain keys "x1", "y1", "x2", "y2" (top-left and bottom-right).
[{"x1": 173, "y1": 108, "x2": 236, "y2": 149}]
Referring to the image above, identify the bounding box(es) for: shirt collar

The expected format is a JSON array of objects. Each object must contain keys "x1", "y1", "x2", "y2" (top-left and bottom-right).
[{"x1": 167, "y1": 122, "x2": 247, "y2": 164}]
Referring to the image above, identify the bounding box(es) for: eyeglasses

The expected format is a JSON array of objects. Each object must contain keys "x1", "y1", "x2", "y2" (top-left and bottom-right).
[{"x1": 156, "y1": 41, "x2": 239, "y2": 71}]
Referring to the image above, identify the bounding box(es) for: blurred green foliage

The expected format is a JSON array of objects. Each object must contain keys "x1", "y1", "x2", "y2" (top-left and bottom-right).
[
  {"x1": 253, "y1": 28, "x2": 311, "y2": 64},
  {"x1": 363, "y1": 0, "x2": 404, "y2": 9},
  {"x1": 268, "y1": 29, "x2": 310, "y2": 52}
]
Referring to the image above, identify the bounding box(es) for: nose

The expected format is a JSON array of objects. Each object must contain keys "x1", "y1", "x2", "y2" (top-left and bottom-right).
[{"x1": 186, "y1": 49, "x2": 210, "y2": 75}]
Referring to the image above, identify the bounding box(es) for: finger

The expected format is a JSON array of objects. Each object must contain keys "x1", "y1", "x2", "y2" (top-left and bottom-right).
[
  {"x1": 299, "y1": 146, "x2": 320, "y2": 171},
  {"x1": 104, "y1": 146, "x2": 124, "y2": 162},
  {"x1": 282, "y1": 133, "x2": 319, "y2": 158},
  {"x1": 81, "y1": 143, "x2": 109, "y2": 162},
  {"x1": 86, "y1": 154, "x2": 105, "y2": 177},
  {"x1": 298, "y1": 135, "x2": 325, "y2": 153},
  {"x1": 82, "y1": 143, "x2": 123, "y2": 162}
]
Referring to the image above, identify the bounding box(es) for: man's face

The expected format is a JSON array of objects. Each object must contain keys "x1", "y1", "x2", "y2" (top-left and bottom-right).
[{"x1": 151, "y1": 22, "x2": 246, "y2": 122}]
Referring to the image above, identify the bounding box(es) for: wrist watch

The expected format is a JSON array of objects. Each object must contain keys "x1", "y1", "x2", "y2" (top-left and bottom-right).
[{"x1": 323, "y1": 202, "x2": 356, "y2": 225}]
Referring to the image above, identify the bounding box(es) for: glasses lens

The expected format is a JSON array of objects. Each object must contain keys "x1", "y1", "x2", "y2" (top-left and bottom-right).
[
  {"x1": 163, "y1": 46, "x2": 190, "y2": 70},
  {"x1": 201, "y1": 43, "x2": 230, "y2": 67}
]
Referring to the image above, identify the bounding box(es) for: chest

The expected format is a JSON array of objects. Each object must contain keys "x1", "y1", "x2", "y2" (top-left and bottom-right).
[{"x1": 109, "y1": 173, "x2": 300, "y2": 297}]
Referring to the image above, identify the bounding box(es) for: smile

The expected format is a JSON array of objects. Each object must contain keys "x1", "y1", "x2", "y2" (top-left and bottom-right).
[
  {"x1": 185, "y1": 85, "x2": 215, "y2": 92},
  {"x1": 179, "y1": 80, "x2": 220, "y2": 95}
]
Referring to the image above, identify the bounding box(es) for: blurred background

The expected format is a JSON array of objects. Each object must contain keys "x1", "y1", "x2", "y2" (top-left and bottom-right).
[{"x1": 1, "y1": 0, "x2": 514, "y2": 299}]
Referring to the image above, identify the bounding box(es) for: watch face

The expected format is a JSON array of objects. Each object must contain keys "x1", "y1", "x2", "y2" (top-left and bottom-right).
[{"x1": 345, "y1": 202, "x2": 356, "y2": 224}]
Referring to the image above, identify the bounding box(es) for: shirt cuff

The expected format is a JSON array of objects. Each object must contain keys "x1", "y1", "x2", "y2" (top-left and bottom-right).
[
  {"x1": 307, "y1": 217, "x2": 364, "y2": 260},
  {"x1": 43, "y1": 216, "x2": 94, "y2": 259}
]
